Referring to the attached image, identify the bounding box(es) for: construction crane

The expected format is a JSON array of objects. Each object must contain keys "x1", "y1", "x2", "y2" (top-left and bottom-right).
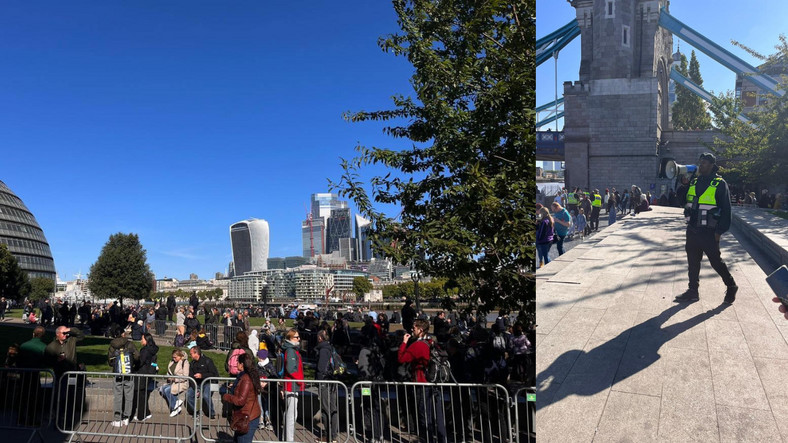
[{"x1": 304, "y1": 204, "x2": 315, "y2": 258}]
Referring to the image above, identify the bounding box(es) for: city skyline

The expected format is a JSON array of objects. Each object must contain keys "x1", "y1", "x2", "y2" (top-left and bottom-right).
[{"x1": 1, "y1": 2, "x2": 412, "y2": 281}]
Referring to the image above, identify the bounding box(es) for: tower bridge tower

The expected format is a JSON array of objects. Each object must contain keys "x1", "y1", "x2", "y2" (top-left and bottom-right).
[{"x1": 564, "y1": 0, "x2": 674, "y2": 193}]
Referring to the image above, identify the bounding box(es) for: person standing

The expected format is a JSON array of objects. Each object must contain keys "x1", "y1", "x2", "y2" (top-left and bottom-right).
[
  {"x1": 18, "y1": 326, "x2": 47, "y2": 425},
  {"x1": 222, "y1": 353, "x2": 262, "y2": 443},
  {"x1": 281, "y1": 328, "x2": 305, "y2": 442},
  {"x1": 607, "y1": 193, "x2": 617, "y2": 226},
  {"x1": 0, "y1": 297, "x2": 6, "y2": 321},
  {"x1": 590, "y1": 189, "x2": 602, "y2": 231},
  {"x1": 108, "y1": 326, "x2": 139, "y2": 427},
  {"x1": 675, "y1": 152, "x2": 738, "y2": 304},
  {"x1": 167, "y1": 294, "x2": 176, "y2": 322},
  {"x1": 550, "y1": 202, "x2": 571, "y2": 256},
  {"x1": 133, "y1": 333, "x2": 159, "y2": 422},
  {"x1": 315, "y1": 330, "x2": 339, "y2": 443},
  {"x1": 536, "y1": 207, "x2": 554, "y2": 267},
  {"x1": 398, "y1": 319, "x2": 446, "y2": 443},
  {"x1": 189, "y1": 291, "x2": 199, "y2": 313},
  {"x1": 401, "y1": 299, "x2": 417, "y2": 334}
]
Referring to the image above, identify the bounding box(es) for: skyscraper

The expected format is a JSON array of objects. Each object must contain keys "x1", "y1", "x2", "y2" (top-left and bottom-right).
[
  {"x1": 302, "y1": 216, "x2": 325, "y2": 258},
  {"x1": 304, "y1": 193, "x2": 348, "y2": 258},
  {"x1": 354, "y1": 214, "x2": 372, "y2": 262},
  {"x1": 326, "y1": 208, "x2": 351, "y2": 254},
  {"x1": 230, "y1": 218, "x2": 269, "y2": 275}
]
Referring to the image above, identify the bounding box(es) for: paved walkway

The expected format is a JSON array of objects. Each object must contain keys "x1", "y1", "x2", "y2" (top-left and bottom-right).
[{"x1": 535, "y1": 206, "x2": 788, "y2": 442}]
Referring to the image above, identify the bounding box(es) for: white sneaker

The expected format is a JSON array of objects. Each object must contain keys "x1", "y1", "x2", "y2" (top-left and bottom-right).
[
  {"x1": 141, "y1": 414, "x2": 152, "y2": 422},
  {"x1": 174, "y1": 399, "x2": 183, "y2": 409},
  {"x1": 122, "y1": 418, "x2": 129, "y2": 426},
  {"x1": 111, "y1": 420, "x2": 124, "y2": 427},
  {"x1": 133, "y1": 416, "x2": 139, "y2": 421},
  {"x1": 170, "y1": 406, "x2": 181, "y2": 417}
]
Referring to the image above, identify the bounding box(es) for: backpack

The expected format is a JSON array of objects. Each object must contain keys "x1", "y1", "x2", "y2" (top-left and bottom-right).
[
  {"x1": 112, "y1": 344, "x2": 134, "y2": 375},
  {"x1": 425, "y1": 339, "x2": 453, "y2": 383},
  {"x1": 364, "y1": 345, "x2": 385, "y2": 381},
  {"x1": 228, "y1": 348, "x2": 246, "y2": 376},
  {"x1": 174, "y1": 334, "x2": 186, "y2": 348},
  {"x1": 275, "y1": 349, "x2": 287, "y2": 378},
  {"x1": 328, "y1": 346, "x2": 346, "y2": 377}
]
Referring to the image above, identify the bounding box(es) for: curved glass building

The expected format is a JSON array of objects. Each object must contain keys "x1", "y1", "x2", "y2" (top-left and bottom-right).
[
  {"x1": 230, "y1": 218, "x2": 269, "y2": 275},
  {"x1": 0, "y1": 180, "x2": 56, "y2": 280}
]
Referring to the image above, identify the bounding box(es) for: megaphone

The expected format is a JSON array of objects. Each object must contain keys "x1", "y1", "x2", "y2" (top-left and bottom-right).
[{"x1": 661, "y1": 159, "x2": 698, "y2": 179}]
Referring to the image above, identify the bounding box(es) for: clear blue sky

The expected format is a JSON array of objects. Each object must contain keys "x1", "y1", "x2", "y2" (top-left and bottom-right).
[
  {"x1": 537, "y1": 0, "x2": 788, "y2": 164},
  {"x1": 1, "y1": 1, "x2": 414, "y2": 281}
]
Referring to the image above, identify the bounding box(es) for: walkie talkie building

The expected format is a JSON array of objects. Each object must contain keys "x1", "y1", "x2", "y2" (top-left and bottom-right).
[
  {"x1": 230, "y1": 218, "x2": 269, "y2": 276},
  {"x1": 0, "y1": 180, "x2": 56, "y2": 280}
]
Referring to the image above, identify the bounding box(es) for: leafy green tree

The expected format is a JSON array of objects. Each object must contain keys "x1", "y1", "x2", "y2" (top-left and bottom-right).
[
  {"x1": 0, "y1": 244, "x2": 30, "y2": 301},
  {"x1": 710, "y1": 36, "x2": 788, "y2": 187},
  {"x1": 672, "y1": 50, "x2": 712, "y2": 130},
  {"x1": 88, "y1": 233, "x2": 154, "y2": 307},
  {"x1": 29, "y1": 276, "x2": 55, "y2": 301},
  {"x1": 332, "y1": 0, "x2": 533, "y2": 315},
  {"x1": 352, "y1": 276, "x2": 373, "y2": 299}
]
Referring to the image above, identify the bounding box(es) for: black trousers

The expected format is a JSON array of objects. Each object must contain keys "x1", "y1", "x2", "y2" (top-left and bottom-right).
[
  {"x1": 685, "y1": 228, "x2": 735, "y2": 292},
  {"x1": 590, "y1": 207, "x2": 600, "y2": 230}
]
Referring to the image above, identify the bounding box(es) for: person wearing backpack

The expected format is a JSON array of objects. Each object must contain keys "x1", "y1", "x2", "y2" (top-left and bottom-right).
[
  {"x1": 279, "y1": 328, "x2": 305, "y2": 442},
  {"x1": 221, "y1": 353, "x2": 262, "y2": 443},
  {"x1": 256, "y1": 342, "x2": 276, "y2": 431},
  {"x1": 107, "y1": 325, "x2": 139, "y2": 427},
  {"x1": 398, "y1": 319, "x2": 447, "y2": 443},
  {"x1": 357, "y1": 335, "x2": 387, "y2": 443},
  {"x1": 133, "y1": 333, "x2": 159, "y2": 422},
  {"x1": 314, "y1": 330, "x2": 339, "y2": 443}
]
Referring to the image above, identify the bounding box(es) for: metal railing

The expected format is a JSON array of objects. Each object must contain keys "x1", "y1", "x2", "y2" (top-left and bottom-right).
[
  {"x1": 0, "y1": 367, "x2": 56, "y2": 443},
  {"x1": 513, "y1": 387, "x2": 535, "y2": 443},
  {"x1": 200, "y1": 376, "x2": 350, "y2": 443},
  {"x1": 349, "y1": 381, "x2": 513, "y2": 443},
  {"x1": 56, "y1": 371, "x2": 197, "y2": 442}
]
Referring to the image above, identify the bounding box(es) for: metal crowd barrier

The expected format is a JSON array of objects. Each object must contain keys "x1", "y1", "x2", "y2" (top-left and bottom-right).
[
  {"x1": 349, "y1": 381, "x2": 513, "y2": 443},
  {"x1": 56, "y1": 371, "x2": 197, "y2": 442},
  {"x1": 215, "y1": 325, "x2": 244, "y2": 350},
  {"x1": 0, "y1": 367, "x2": 56, "y2": 443},
  {"x1": 200, "y1": 376, "x2": 350, "y2": 443},
  {"x1": 513, "y1": 387, "x2": 535, "y2": 443}
]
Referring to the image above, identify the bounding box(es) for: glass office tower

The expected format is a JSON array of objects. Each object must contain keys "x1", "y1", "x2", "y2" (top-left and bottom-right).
[{"x1": 230, "y1": 218, "x2": 269, "y2": 275}]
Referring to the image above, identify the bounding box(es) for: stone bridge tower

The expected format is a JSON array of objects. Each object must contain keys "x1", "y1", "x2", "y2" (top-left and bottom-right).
[{"x1": 564, "y1": 0, "x2": 673, "y2": 194}]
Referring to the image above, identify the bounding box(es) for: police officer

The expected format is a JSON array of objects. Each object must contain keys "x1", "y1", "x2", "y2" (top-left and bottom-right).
[
  {"x1": 566, "y1": 187, "x2": 579, "y2": 215},
  {"x1": 675, "y1": 152, "x2": 738, "y2": 304},
  {"x1": 590, "y1": 189, "x2": 602, "y2": 231}
]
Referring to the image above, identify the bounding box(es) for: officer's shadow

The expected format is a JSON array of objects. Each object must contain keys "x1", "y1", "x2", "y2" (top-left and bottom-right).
[{"x1": 536, "y1": 302, "x2": 730, "y2": 411}]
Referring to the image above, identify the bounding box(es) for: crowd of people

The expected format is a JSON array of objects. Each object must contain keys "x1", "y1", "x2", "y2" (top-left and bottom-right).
[{"x1": 2, "y1": 294, "x2": 533, "y2": 443}]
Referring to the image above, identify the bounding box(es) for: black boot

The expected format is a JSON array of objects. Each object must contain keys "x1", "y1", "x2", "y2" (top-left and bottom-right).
[{"x1": 724, "y1": 285, "x2": 738, "y2": 304}]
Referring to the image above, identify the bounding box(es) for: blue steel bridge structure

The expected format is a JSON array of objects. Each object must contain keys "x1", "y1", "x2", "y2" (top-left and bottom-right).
[{"x1": 535, "y1": 7, "x2": 783, "y2": 161}]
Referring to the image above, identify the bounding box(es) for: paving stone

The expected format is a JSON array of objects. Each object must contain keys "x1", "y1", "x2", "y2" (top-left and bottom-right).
[
  {"x1": 739, "y1": 321, "x2": 788, "y2": 360},
  {"x1": 704, "y1": 319, "x2": 749, "y2": 355},
  {"x1": 659, "y1": 348, "x2": 719, "y2": 443},
  {"x1": 593, "y1": 391, "x2": 660, "y2": 443},
  {"x1": 709, "y1": 349, "x2": 770, "y2": 411},
  {"x1": 716, "y1": 405, "x2": 781, "y2": 443}
]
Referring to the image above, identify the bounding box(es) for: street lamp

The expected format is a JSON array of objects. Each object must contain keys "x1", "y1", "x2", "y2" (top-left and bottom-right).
[{"x1": 411, "y1": 267, "x2": 421, "y2": 314}]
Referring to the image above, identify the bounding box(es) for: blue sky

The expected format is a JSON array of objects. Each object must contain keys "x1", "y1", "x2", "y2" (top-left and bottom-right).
[
  {"x1": 1, "y1": 1, "x2": 414, "y2": 281},
  {"x1": 537, "y1": 0, "x2": 788, "y2": 164}
]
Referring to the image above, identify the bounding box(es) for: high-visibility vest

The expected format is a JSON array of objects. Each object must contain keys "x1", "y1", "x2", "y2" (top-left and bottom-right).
[
  {"x1": 566, "y1": 193, "x2": 578, "y2": 205},
  {"x1": 685, "y1": 177, "x2": 721, "y2": 228},
  {"x1": 592, "y1": 194, "x2": 602, "y2": 207}
]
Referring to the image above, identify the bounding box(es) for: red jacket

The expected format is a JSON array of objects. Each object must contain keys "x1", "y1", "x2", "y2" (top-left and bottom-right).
[{"x1": 398, "y1": 339, "x2": 429, "y2": 383}]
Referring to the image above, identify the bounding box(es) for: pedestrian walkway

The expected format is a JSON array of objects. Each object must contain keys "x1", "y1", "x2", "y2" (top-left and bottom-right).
[{"x1": 535, "y1": 206, "x2": 788, "y2": 442}]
